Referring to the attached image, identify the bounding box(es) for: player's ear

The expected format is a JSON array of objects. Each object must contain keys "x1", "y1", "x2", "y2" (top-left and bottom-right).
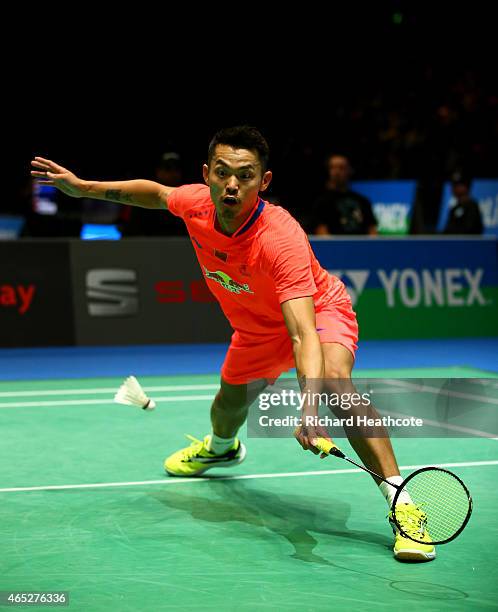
[
  {"x1": 202, "y1": 164, "x2": 209, "y2": 185},
  {"x1": 259, "y1": 170, "x2": 272, "y2": 193}
]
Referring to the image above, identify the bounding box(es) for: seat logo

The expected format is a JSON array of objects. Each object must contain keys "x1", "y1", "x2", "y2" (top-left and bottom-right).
[{"x1": 86, "y1": 269, "x2": 138, "y2": 316}]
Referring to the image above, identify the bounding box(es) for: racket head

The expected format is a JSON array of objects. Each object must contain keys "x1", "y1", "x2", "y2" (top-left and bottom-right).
[{"x1": 392, "y1": 467, "x2": 473, "y2": 545}]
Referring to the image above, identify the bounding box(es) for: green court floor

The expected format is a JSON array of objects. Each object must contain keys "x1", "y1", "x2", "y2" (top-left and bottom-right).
[{"x1": 1, "y1": 369, "x2": 497, "y2": 611}]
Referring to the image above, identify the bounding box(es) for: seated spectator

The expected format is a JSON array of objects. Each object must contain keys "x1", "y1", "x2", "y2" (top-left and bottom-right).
[
  {"x1": 311, "y1": 154, "x2": 377, "y2": 235},
  {"x1": 443, "y1": 172, "x2": 483, "y2": 234}
]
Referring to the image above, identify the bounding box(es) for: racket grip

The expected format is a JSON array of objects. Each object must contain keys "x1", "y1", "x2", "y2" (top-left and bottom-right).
[{"x1": 313, "y1": 438, "x2": 345, "y2": 458}]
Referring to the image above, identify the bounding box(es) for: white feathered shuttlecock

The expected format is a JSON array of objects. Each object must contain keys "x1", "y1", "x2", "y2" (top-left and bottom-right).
[{"x1": 114, "y1": 376, "x2": 156, "y2": 411}]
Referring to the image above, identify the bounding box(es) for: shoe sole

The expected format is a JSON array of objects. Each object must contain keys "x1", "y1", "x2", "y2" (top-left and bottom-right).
[
  {"x1": 394, "y1": 549, "x2": 436, "y2": 562},
  {"x1": 165, "y1": 443, "x2": 247, "y2": 477}
]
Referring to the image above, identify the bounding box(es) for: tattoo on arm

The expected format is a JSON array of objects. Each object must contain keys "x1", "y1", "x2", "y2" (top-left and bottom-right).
[
  {"x1": 298, "y1": 374, "x2": 307, "y2": 391},
  {"x1": 105, "y1": 189, "x2": 134, "y2": 203}
]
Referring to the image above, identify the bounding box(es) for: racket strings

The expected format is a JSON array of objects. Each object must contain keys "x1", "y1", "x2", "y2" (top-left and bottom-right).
[{"x1": 398, "y1": 469, "x2": 470, "y2": 542}]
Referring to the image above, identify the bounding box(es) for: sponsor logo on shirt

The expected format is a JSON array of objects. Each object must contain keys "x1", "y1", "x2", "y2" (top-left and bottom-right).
[{"x1": 203, "y1": 266, "x2": 253, "y2": 295}]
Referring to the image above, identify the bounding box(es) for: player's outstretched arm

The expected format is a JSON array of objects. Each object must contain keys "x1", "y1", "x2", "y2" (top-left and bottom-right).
[{"x1": 30, "y1": 157, "x2": 174, "y2": 210}]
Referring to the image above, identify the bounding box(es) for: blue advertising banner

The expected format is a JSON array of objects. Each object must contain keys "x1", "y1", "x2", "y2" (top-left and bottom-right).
[
  {"x1": 310, "y1": 237, "x2": 498, "y2": 339},
  {"x1": 437, "y1": 179, "x2": 498, "y2": 236},
  {"x1": 351, "y1": 180, "x2": 417, "y2": 235}
]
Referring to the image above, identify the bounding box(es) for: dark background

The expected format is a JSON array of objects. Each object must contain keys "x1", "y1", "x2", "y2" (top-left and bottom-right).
[{"x1": 5, "y1": 3, "x2": 496, "y2": 231}]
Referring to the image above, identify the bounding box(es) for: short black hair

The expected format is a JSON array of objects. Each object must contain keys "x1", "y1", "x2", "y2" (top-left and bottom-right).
[{"x1": 208, "y1": 126, "x2": 270, "y2": 172}]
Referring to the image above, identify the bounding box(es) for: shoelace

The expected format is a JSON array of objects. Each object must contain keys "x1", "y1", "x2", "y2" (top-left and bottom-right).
[
  {"x1": 394, "y1": 505, "x2": 428, "y2": 537},
  {"x1": 180, "y1": 434, "x2": 208, "y2": 460}
]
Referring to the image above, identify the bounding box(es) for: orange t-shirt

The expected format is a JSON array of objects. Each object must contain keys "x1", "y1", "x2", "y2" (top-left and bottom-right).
[{"x1": 167, "y1": 184, "x2": 344, "y2": 337}]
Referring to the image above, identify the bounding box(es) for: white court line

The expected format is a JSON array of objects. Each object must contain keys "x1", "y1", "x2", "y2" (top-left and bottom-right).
[
  {"x1": 457, "y1": 379, "x2": 498, "y2": 388},
  {"x1": 382, "y1": 379, "x2": 498, "y2": 406},
  {"x1": 2, "y1": 386, "x2": 498, "y2": 408},
  {"x1": 0, "y1": 395, "x2": 215, "y2": 408},
  {"x1": 377, "y1": 409, "x2": 498, "y2": 439},
  {"x1": 1, "y1": 380, "x2": 497, "y2": 406},
  {"x1": 1, "y1": 460, "x2": 497, "y2": 494},
  {"x1": 0, "y1": 384, "x2": 219, "y2": 398}
]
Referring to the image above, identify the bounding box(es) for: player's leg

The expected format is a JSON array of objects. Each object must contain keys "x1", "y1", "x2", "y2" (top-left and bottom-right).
[
  {"x1": 322, "y1": 342, "x2": 435, "y2": 561},
  {"x1": 164, "y1": 328, "x2": 293, "y2": 477},
  {"x1": 314, "y1": 296, "x2": 401, "y2": 488},
  {"x1": 321, "y1": 342, "x2": 400, "y2": 481},
  {"x1": 205, "y1": 330, "x2": 293, "y2": 453},
  {"x1": 210, "y1": 376, "x2": 266, "y2": 439},
  {"x1": 164, "y1": 376, "x2": 267, "y2": 477}
]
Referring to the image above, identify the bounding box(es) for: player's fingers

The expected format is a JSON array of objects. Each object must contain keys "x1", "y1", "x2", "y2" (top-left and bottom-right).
[
  {"x1": 300, "y1": 435, "x2": 321, "y2": 454},
  {"x1": 293, "y1": 426, "x2": 306, "y2": 449},
  {"x1": 297, "y1": 435, "x2": 309, "y2": 450},
  {"x1": 34, "y1": 157, "x2": 65, "y2": 172},
  {"x1": 300, "y1": 434, "x2": 313, "y2": 451},
  {"x1": 315, "y1": 425, "x2": 331, "y2": 440},
  {"x1": 31, "y1": 170, "x2": 56, "y2": 178},
  {"x1": 34, "y1": 156, "x2": 55, "y2": 165},
  {"x1": 303, "y1": 431, "x2": 319, "y2": 453},
  {"x1": 295, "y1": 426, "x2": 321, "y2": 453},
  {"x1": 31, "y1": 160, "x2": 50, "y2": 170},
  {"x1": 307, "y1": 430, "x2": 325, "y2": 455}
]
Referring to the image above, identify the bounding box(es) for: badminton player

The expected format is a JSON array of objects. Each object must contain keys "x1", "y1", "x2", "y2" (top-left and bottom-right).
[{"x1": 31, "y1": 126, "x2": 434, "y2": 561}]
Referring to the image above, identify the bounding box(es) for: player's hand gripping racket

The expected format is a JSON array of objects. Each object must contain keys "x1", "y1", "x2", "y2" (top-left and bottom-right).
[{"x1": 313, "y1": 437, "x2": 473, "y2": 545}]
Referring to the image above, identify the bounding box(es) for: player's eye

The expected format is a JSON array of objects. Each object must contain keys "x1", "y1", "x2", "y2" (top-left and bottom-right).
[{"x1": 216, "y1": 169, "x2": 226, "y2": 177}]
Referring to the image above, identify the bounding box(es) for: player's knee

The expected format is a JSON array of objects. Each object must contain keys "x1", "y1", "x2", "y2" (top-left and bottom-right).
[
  {"x1": 323, "y1": 366, "x2": 352, "y2": 399},
  {"x1": 324, "y1": 365, "x2": 351, "y2": 380}
]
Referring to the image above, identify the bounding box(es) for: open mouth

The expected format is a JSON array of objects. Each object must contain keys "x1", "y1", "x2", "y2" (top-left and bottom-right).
[{"x1": 223, "y1": 196, "x2": 239, "y2": 206}]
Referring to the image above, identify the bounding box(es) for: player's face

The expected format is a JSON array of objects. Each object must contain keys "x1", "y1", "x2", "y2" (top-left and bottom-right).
[
  {"x1": 203, "y1": 145, "x2": 272, "y2": 225},
  {"x1": 328, "y1": 156, "x2": 351, "y2": 188}
]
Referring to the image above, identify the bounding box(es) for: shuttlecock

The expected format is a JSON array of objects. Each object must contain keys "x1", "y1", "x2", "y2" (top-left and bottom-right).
[{"x1": 114, "y1": 376, "x2": 156, "y2": 410}]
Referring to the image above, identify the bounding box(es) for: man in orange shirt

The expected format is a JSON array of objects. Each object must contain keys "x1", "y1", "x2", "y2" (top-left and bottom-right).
[{"x1": 31, "y1": 127, "x2": 435, "y2": 561}]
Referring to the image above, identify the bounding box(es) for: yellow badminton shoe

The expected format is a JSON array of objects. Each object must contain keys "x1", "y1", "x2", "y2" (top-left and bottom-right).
[
  {"x1": 164, "y1": 434, "x2": 246, "y2": 477},
  {"x1": 388, "y1": 503, "x2": 436, "y2": 562}
]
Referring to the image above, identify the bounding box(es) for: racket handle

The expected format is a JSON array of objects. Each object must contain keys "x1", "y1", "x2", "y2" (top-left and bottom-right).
[{"x1": 313, "y1": 438, "x2": 345, "y2": 458}]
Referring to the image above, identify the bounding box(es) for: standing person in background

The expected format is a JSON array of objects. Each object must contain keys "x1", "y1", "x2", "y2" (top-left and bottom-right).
[
  {"x1": 443, "y1": 171, "x2": 483, "y2": 235},
  {"x1": 312, "y1": 154, "x2": 377, "y2": 235}
]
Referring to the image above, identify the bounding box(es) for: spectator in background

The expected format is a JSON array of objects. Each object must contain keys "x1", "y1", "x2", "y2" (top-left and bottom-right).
[
  {"x1": 443, "y1": 171, "x2": 483, "y2": 234},
  {"x1": 311, "y1": 154, "x2": 377, "y2": 235},
  {"x1": 120, "y1": 152, "x2": 186, "y2": 236},
  {"x1": 155, "y1": 152, "x2": 184, "y2": 187}
]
